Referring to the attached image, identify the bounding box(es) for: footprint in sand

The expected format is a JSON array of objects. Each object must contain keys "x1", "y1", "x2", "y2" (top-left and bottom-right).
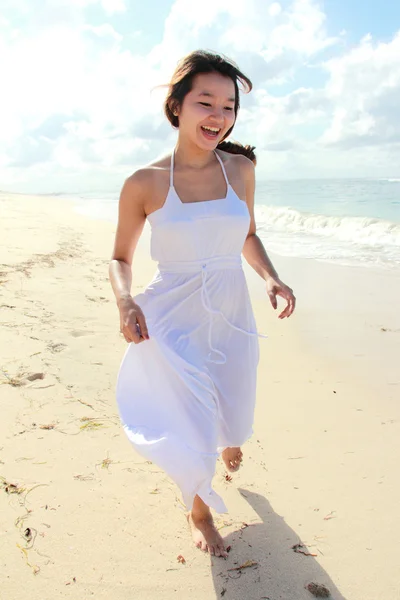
[
  {"x1": 70, "y1": 330, "x2": 94, "y2": 338},
  {"x1": 46, "y1": 342, "x2": 67, "y2": 353},
  {"x1": 85, "y1": 295, "x2": 109, "y2": 303}
]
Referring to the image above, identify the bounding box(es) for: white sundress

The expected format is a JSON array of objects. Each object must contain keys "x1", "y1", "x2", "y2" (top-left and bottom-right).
[{"x1": 116, "y1": 150, "x2": 262, "y2": 514}]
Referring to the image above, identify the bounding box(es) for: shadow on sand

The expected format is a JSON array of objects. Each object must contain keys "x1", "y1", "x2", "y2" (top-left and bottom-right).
[{"x1": 211, "y1": 489, "x2": 347, "y2": 600}]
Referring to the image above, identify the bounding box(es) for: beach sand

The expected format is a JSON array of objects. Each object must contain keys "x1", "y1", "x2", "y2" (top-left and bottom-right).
[{"x1": 1, "y1": 192, "x2": 399, "y2": 599}]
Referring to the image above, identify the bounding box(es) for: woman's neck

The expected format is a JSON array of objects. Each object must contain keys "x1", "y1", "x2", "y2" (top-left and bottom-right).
[{"x1": 174, "y1": 138, "x2": 216, "y2": 171}]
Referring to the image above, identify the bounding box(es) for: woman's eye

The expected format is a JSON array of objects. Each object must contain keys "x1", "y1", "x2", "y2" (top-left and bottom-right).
[{"x1": 198, "y1": 102, "x2": 233, "y2": 111}]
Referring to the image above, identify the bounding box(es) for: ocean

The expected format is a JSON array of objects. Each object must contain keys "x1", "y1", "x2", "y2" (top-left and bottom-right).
[{"x1": 69, "y1": 178, "x2": 400, "y2": 271}]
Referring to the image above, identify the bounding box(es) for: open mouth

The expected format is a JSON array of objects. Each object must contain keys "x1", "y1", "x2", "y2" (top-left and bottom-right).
[{"x1": 201, "y1": 125, "x2": 221, "y2": 140}]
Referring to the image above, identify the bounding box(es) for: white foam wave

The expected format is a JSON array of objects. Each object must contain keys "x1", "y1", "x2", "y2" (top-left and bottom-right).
[
  {"x1": 255, "y1": 205, "x2": 400, "y2": 268},
  {"x1": 255, "y1": 205, "x2": 400, "y2": 248}
]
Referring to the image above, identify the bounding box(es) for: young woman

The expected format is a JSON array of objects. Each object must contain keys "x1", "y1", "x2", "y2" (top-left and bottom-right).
[{"x1": 109, "y1": 50, "x2": 295, "y2": 558}]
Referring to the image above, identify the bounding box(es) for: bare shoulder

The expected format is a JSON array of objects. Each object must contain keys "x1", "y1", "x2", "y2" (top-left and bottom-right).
[
  {"x1": 121, "y1": 154, "x2": 171, "y2": 215},
  {"x1": 230, "y1": 152, "x2": 255, "y2": 174},
  {"x1": 217, "y1": 150, "x2": 254, "y2": 176},
  {"x1": 122, "y1": 155, "x2": 171, "y2": 198},
  {"x1": 124, "y1": 156, "x2": 168, "y2": 190},
  {"x1": 216, "y1": 150, "x2": 254, "y2": 201}
]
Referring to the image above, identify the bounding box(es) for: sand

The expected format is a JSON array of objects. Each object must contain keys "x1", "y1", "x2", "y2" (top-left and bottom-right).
[{"x1": 1, "y1": 191, "x2": 399, "y2": 600}]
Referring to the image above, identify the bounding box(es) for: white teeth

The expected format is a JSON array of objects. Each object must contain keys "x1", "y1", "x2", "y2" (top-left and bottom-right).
[{"x1": 202, "y1": 126, "x2": 220, "y2": 133}]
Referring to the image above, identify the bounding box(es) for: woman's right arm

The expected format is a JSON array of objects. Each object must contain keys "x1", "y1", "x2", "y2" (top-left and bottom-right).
[{"x1": 109, "y1": 171, "x2": 150, "y2": 343}]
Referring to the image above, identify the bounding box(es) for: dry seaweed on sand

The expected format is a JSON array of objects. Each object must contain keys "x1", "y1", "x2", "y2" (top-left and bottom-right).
[
  {"x1": 100, "y1": 456, "x2": 113, "y2": 469},
  {"x1": 323, "y1": 511, "x2": 336, "y2": 520},
  {"x1": 0, "y1": 369, "x2": 28, "y2": 387},
  {"x1": 0, "y1": 369, "x2": 45, "y2": 387},
  {"x1": 227, "y1": 559, "x2": 258, "y2": 572},
  {"x1": 79, "y1": 417, "x2": 107, "y2": 431},
  {"x1": 16, "y1": 543, "x2": 40, "y2": 575},
  {"x1": 74, "y1": 473, "x2": 95, "y2": 481},
  {"x1": 74, "y1": 398, "x2": 95, "y2": 410},
  {"x1": 39, "y1": 422, "x2": 57, "y2": 430},
  {"x1": 78, "y1": 415, "x2": 118, "y2": 431},
  {"x1": 95, "y1": 453, "x2": 118, "y2": 470},
  {"x1": 0, "y1": 476, "x2": 26, "y2": 495},
  {"x1": 306, "y1": 582, "x2": 331, "y2": 597},
  {"x1": 292, "y1": 543, "x2": 318, "y2": 557}
]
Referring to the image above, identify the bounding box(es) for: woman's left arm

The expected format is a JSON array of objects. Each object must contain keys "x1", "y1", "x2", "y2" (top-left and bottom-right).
[{"x1": 240, "y1": 157, "x2": 296, "y2": 319}]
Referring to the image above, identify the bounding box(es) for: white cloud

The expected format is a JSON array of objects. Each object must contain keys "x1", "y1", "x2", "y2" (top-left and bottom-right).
[
  {"x1": 269, "y1": 2, "x2": 282, "y2": 17},
  {"x1": 100, "y1": 0, "x2": 127, "y2": 13},
  {"x1": 35, "y1": 0, "x2": 127, "y2": 14},
  {"x1": 322, "y1": 32, "x2": 400, "y2": 148},
  {"x1": 83, "y1": 23, "x2": 123, "y2": 42},
  {"x1": 151, "y1": 0, "x2": 338, "y2": 86}
]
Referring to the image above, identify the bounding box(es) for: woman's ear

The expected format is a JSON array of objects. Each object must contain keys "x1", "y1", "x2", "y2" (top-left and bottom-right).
[{"x1": 168, "y1": 102, "x2": 179, "y2": 120}]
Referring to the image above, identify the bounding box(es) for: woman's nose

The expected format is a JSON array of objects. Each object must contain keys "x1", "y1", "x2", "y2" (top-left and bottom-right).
[{"x1": 210, "y1": 107, "x2": 224, "y2": 123}]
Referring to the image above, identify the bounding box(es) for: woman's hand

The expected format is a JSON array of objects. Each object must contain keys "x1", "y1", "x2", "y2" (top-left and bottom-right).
[
  {"x1": 266, "y1": 277, "x2": 296, "y2": 319},
  {"x1": 118, "y1": 296, "x2": 149, "y2": 343}
]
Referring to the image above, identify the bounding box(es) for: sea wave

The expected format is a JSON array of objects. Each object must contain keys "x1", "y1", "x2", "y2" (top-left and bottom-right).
[
  {"x1": 68, "y1": 191, "x2": 400, "y2": 269},
  {"x1": 255, "y1": 205, "x2": 400, "y2": 248},
  {"x1": 255, "y1": 205, "x2": 400, "y2": 268}
]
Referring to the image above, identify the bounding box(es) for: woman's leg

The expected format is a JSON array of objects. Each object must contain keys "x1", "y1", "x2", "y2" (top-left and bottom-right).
[{"x1": 187, "y1": 494, "x2": 227, "y2": 558}]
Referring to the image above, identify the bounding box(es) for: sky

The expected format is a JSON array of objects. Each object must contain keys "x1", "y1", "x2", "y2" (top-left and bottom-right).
[{"x1": 1, "y1": 0, "x2": 400, "y2": 193}]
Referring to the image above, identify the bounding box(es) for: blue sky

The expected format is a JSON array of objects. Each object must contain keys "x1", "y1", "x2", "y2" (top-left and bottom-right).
[
  {"x1": 324, "y1": 0, "x2": 400, "y2": 41},
  {"x1": 1, "y1": 0, "x2": 400, "y2": 192},
  {"x1": 84, "y1": 1, "x2": 400, "y2": 47}
]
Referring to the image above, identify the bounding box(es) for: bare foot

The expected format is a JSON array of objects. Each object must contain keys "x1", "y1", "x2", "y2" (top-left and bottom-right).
[
  {"x1": 222, "y1": 447, "x2": 243, "y2": 472},
  {"x1": 187, "y1": 495, "x2": 227, "y2": 558}
]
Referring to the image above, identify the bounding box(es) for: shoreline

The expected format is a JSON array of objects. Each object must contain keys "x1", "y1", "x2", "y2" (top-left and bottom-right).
[
  {"x1": 1, "y1": 192, "x2": 399, "y2": 599},
  {"x1": 7, "y1": 187, "x2": 399, "y2": 273}
]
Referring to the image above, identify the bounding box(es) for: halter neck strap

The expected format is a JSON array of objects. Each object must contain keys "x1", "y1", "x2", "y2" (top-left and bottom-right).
[
  {"x1": 170, "y1": 150, "x2": 175, "y2": 187},
  {"x1": 169, "y1": 149, "x2": 229, "y2": 188},
  {"x1": 213, "y1": 150, "x2": 229, "y2": 186}
]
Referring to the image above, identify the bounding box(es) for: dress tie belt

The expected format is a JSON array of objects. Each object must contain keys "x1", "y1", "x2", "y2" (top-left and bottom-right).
[{"x1": 157, "y1": 256, "x2": 267, "y2": 365}]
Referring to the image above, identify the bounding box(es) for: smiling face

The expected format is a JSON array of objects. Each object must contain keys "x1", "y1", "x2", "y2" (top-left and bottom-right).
[{"x1": 175, "y1": 72, "x2": 237, "y2": 150}]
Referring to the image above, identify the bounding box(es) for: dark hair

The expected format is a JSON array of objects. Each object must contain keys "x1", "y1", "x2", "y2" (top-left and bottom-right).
[
  {"x1": 164, "y1": 50, "x2": 252, "y2": 143},
  {"x1": 217, "y1": 140, "x2": 257, "y2": 165}
]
